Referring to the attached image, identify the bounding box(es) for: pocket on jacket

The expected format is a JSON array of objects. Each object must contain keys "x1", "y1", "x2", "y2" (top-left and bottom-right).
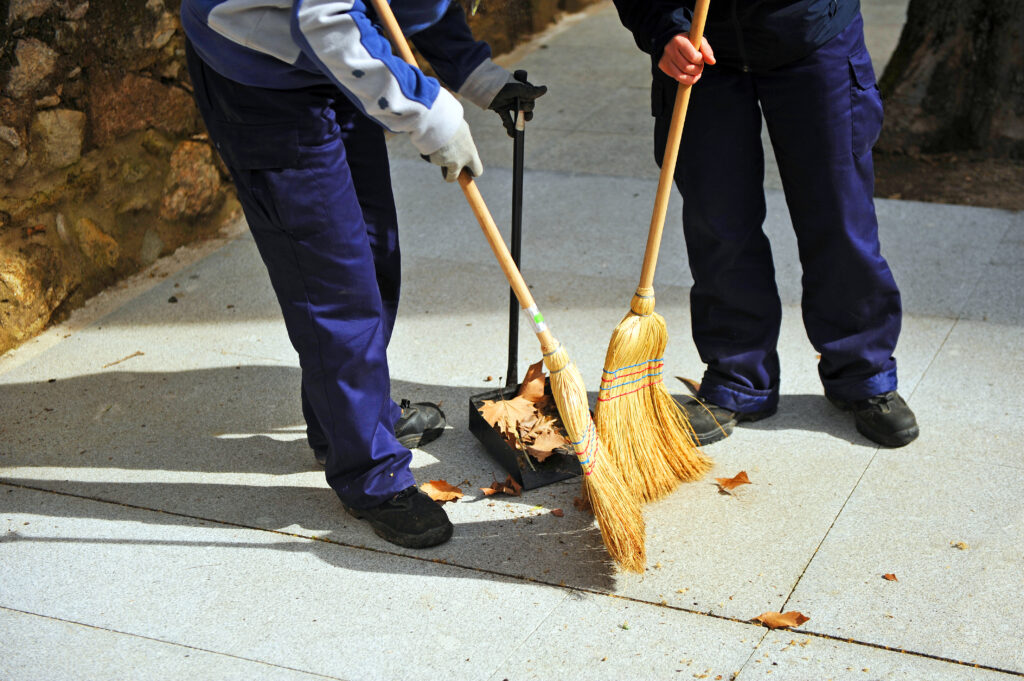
[{"x1": 849, "y1": 52, "x2": 883, "y2": 158}]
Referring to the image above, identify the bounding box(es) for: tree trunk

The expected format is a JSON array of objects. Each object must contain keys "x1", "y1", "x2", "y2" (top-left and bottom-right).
[{"x1": 878, "y1": 0, "x2": 1024, "y2": 158}]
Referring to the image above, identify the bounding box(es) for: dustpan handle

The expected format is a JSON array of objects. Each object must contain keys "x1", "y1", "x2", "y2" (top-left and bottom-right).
[
  {"x1": 506, "y1": 69, "x2": 528, "y2": 388},
  {"x1": 638, "y1": 0, "x2": 710, "y2": 290}
]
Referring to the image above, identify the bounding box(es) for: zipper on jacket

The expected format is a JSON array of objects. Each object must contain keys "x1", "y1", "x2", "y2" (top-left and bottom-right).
[{"x1": 730, "y1": 0, "x2": 750, "y2": 71}]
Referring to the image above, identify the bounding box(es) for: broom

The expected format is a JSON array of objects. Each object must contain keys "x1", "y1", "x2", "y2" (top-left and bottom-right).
[
  {"x1": 595, "y1": 0, "x2": 713, "y2": 503},
  {"x1": 367, "y1": 0, "x2": 645, "y2": 572}
]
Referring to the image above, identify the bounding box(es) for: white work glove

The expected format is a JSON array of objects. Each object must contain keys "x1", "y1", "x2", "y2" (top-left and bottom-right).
[{"x1": 425, "y1": 120, "x2": 483, "y2": 183}]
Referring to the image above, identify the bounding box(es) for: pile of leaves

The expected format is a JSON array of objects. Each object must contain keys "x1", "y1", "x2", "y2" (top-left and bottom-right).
[{"x1": 477, "y1": 361, "x2": 571, "y2": 464}]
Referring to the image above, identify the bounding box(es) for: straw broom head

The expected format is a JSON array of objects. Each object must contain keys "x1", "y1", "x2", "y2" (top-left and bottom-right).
[
  {"x1": 596, "y1": 287, "x2": 712, "y2": 502},
  {"x1": 543, "y1": 340, "x2": 646, "y2": 573}
]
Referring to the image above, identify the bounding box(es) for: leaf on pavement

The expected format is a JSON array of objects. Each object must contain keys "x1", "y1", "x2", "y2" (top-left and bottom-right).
[
  {"x1": 480, "y1": 474, "x2": 522, "y2": 497},
  {"x1": 715, "y1": 471, "x2": 751, "y2": 492},
  {"x1": 421, "y1": 479, "x2": 464, "y2": 504},
  {"x1": 573, "y1": 495, "x2": 592, "y2": 513},
  {"x1": 551, "y1": 508, "x2": 564, "y2": 517},
  {"x1": 516, "y1": 360, "x2": 547, "y2": 403},
  {"x1": 882, "y1": 573, "x2": 898, "y2": 581},
  {"x1": 753, "y1": 611, "x2": 810, "y2": 629}
]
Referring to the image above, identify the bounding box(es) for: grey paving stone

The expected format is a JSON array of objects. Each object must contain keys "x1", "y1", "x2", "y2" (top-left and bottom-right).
[
  {"x1": 0, "y1": 485, "x2": 570, "y2": 681},
  {"x1": 907, "y1": 319, "x2": 1024, "y2": 470},
  {"x1": 784, "y1": 451, "x2": 1024, "y2": 673},
  {"x1": 737, "y1": 631, "x2": 1020, "y2": 680},
  {"x1": 611, "y1": 428, "x2": 875, "y2": 621},
  {"x1": 487, "y1": 591, "x2": 763, "y2": 681},
  {"x1": 0, "y1": 607, "x2": 327, "y2": 681},
  {"x1": 960, "y1": 220, "x2": 1024, "y2": 325}
]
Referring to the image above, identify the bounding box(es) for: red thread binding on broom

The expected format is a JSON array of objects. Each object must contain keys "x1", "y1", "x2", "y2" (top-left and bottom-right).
[
  {"x1": 570, "y1": 421, "x2": 597, "y2": 475},
  {"x1": 600, "y1": 362, "x2": 664, "y2": 384},
  {"x1": 597, "y1": 376, "x2": 665, "y2": 402}
]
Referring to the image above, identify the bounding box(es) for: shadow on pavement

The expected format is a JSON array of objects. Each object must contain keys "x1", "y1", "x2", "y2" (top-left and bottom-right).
[{"x1": 0, "y1": 365, "x2": 617, "y2": 590}]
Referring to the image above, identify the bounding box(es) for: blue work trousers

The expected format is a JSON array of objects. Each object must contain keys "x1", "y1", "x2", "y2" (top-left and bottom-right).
[
  {"x1": 186, "y1": 42, "x2": 414, "y2": 509},
  {"x1": 655, "y1": 14, "x2": 901, "y2": 413}
]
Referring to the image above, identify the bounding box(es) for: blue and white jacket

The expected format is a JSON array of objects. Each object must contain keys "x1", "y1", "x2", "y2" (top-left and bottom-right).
[{"x1": 181, "y1": 0, "x2": 510, "y2": 154}]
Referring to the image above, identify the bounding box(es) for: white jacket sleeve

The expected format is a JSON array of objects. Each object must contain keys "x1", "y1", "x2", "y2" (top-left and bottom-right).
[{"x1": 292, "y1": 0, "x2": 463, "y2": 154}]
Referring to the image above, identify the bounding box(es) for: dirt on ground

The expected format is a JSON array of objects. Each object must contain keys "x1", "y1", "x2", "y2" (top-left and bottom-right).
[{"x1": 873, "y1": 151, "x2": 1024, "y2": 212}]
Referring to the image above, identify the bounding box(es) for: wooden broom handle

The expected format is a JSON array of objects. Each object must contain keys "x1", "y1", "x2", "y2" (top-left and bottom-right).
[
  {"x1": 367, "y1": 0, "x2": 557, "y2": 350},
  {"x1": 638, "y1": 0, "x2": 711, "y2": 290}
]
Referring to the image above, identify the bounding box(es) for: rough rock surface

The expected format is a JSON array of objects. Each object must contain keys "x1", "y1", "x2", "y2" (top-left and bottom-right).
[{"x1": 0, "y1": 0, "x2": 598, "y2": 355}]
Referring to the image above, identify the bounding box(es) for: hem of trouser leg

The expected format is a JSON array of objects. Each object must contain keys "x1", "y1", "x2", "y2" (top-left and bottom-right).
[
  {"x1": 699, "y1": 379, "x2": 779, "y2": 414},
  {"x1": 823, "y1": 366, "x2": 898, "y2": 402},
  {"x1": 336, "y1": 466, "x2": 417, "y2": 511}
]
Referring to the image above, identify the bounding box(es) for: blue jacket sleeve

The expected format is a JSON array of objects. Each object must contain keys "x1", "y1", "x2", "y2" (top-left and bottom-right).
[
  {"x1": 612, "y1": 0, "x2": 693, "y2": 59},
  {"x1": 410, "y1": 2, "x2": 510, "y2": 109}
]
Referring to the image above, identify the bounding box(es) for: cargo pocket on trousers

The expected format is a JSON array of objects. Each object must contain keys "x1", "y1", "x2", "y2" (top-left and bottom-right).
[
  {"x1": 850, "y1": 53, "x2": 883, "y2": 159},
  {"x1": 209, "y1": 121, "x2": 301, "y2": 170}
]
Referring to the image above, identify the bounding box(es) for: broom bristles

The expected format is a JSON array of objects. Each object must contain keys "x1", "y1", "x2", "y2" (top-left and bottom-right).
[
  {"x1": 543, "y1": 341, "x2": 646, "y2": 573},
  {"x1": 596, "y1": 289, "x2": 712, "y2": 502}
]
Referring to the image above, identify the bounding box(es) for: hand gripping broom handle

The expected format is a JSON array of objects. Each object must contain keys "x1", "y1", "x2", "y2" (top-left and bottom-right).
[
  {"x1": 367, "y1": 0, "x2": 559, "y2": 354},
  {"x1": 638, "y1": 0, "x2": 710, "y2": 291}
]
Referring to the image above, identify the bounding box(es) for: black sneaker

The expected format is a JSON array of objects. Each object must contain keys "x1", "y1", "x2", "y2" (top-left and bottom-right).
[
  {"x1": 312, "y1": 399, "x2": 447, "y2": 466},
  {"x1": 677, "y1": 395, "x2": 777, "y2": 446},
  {"x1": 828, "y1": 390, "x2": 919, "y2": 447},
  {"x1": 342, "y1": 486, "x2": 453, "y2": 548},
  {"x1": 394, "y1": 399, "x2": 447, "y2": 449}
]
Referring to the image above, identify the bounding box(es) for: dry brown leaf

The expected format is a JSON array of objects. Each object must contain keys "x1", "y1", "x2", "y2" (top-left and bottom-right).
[
  {"x1": 420, "y1": 480, "x2": 464, "y2": 504},
  {"x1": 479, "y1": 396, "x2": 535, "y2": 436},
  {"x1": 715, "y1": 471, "x2": 751, "y2": 491},
  {"x1": 882, "y1": 573, "x2": 898, "y2": 581},
  {"x1": 753, "y1": 611, "x2": 810, "y2": 629},
  {"x1": 526, "y1": 428, "x2": 570, "y2": 463},
  {"x1": 573, "y1": 495, "x2": 592, "y2": 513},
  {"x1": 551, "y1": 508, "x2": 564, "y2": 517},
  {"x1": 675, "y1": 376, "x2": 701, "y2": 396},
  {"x1": 517, "y1": 360, "x2": 547, "y2": 403},
  {"x1": 480, "y1": 474, "x2": 522, "y2": 497}
]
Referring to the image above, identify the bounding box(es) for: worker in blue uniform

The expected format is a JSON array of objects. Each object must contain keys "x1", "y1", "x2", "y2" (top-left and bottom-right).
[
  {"x1": 180, "y1": 0, "x2": 546, "y2": 548},
  {"x1": 613, "y1": 0, "x2": 919, "y2": 448}
]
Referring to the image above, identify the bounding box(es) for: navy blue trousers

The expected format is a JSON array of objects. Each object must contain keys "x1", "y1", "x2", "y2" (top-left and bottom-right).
[
  {"x1": 186, "y1": 43, "x2": 414, "y2": 509},
  {"x1": 655, "y1": 14, "x2": 902, "y2": 413}
]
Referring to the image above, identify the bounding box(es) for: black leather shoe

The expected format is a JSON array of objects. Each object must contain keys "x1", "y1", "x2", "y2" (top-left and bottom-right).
[
  {"x1": 394, "y1": 399, "x2": 447, "y2": 449},
  {"x1": 677, "y1": 395, "x2": 777, "y2": 446},
  {"x1": 313, "y1": 399, "x2": 447, "y2": 466},
  {"x1": 342, "y1": 486, "x2": 453, "y2": 548},
  {"x1": 828, "y1": 391, "x2": 919, "y2": 447}
]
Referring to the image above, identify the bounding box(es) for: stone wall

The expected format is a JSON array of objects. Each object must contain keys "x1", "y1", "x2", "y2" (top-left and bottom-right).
[{"x1": 0, "y1": 0, "x2": 597, "y2": 355}]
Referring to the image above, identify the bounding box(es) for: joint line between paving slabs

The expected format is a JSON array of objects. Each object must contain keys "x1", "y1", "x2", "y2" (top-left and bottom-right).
[
  {"x1": 7, "y1": 482, "x2": 1023, "y2": 676},
  {"x1": 776, "y1": 448, "x2": 878, "y2": 616},
  {"x1": 483, "y1": 590, "x2": 574, "y2": 681},
  {"x1": 0, "y1": 605, "x2": 346, "y2": 680}
]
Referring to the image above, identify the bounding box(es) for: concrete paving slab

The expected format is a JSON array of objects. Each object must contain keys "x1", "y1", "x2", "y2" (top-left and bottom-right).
[
  {"x1": 487, "y1": 591, "x2": 763, "y2": 681},
  {"x1": 0, "y1": 484, "x2": 573, "y2": 681},
  {"x1": 960, "y1": 220, "x2": 1024, "y2": 326},
  {"x1": 737, "y1": 631, "x2": 1020, "y2": 680},
  {"x1": 611, "y1": 428, "x2": 875, "y2": 621},
  {"x1": 0, "y1": 607, "x2": 328, "y2": 681},
  {"x1": 907, "y1": 319, "x2": 1024, "y2": 470},
  {"x1": 783, "y1": 451, "x2": 1024, "y2": 673}
]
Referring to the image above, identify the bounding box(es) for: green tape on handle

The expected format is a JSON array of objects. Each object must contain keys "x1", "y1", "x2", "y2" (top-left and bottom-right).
[{"x1": 524, "y1": 304, "x2": 547, "y2": 334}]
